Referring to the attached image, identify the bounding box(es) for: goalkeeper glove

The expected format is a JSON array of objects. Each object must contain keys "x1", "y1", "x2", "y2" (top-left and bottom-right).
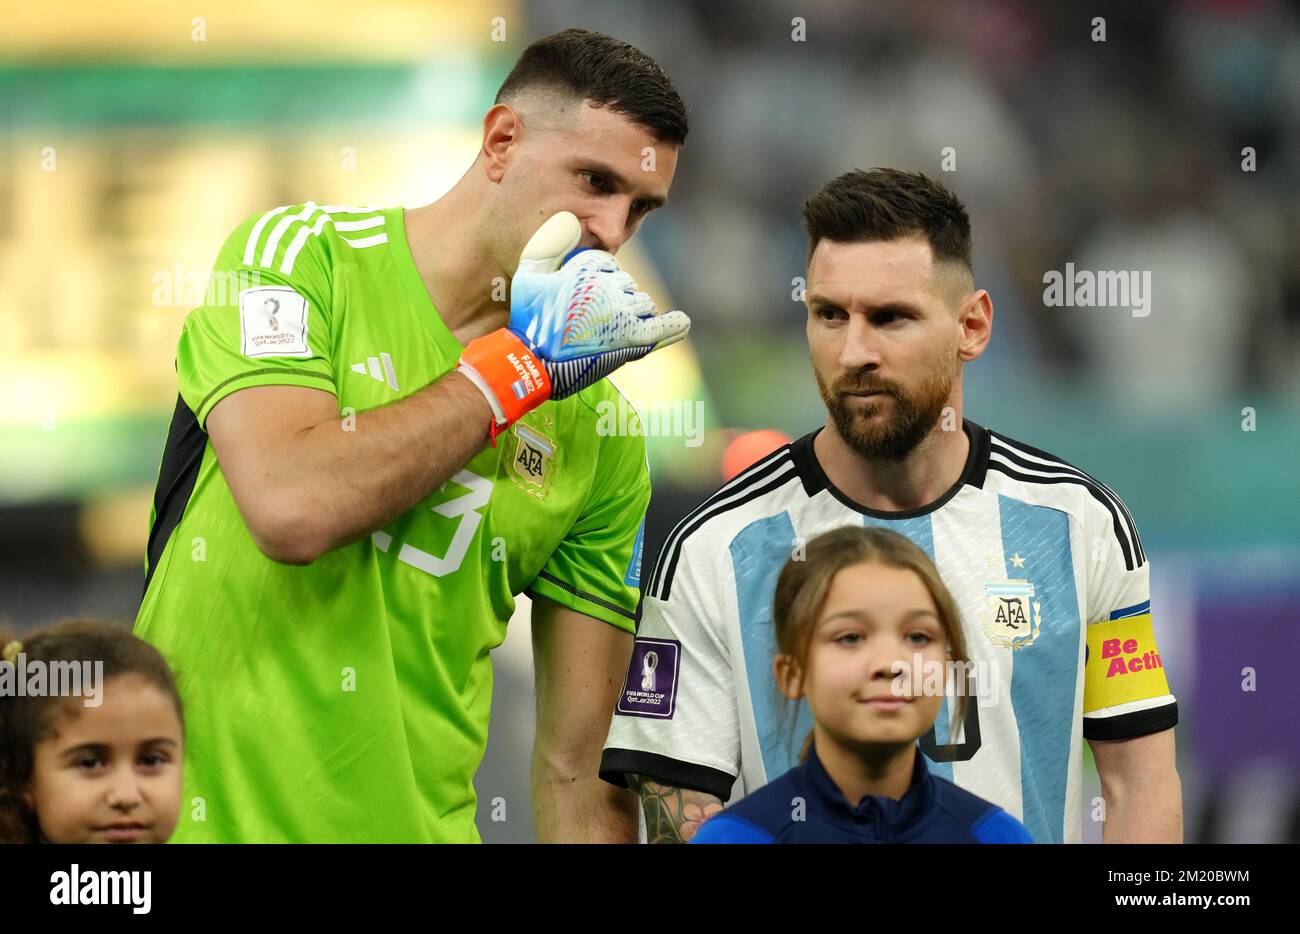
[{"x1": 457, "y1": 211, "x2": 690, "y2": 443}]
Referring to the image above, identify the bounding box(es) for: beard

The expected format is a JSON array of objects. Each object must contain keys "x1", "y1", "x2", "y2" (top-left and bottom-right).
[{"x1": 815, "y1": 356, "x2": 958, "y2": 462}]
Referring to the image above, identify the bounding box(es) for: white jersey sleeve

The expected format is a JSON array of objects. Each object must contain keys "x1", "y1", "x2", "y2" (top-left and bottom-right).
[
  {"x1": 1080, "y1": 483, "x2": 1178, "y2": 739},
  {"x1": 599, "y1": 531, "x2": 742, "y2": 802}
]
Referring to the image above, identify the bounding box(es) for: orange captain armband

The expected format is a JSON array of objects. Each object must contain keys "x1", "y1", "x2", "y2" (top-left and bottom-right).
[
  {"x1": 1084, "y1": 613, "x2": 1171, "y2": 712},
  {"x1": 456, "y1": 328, "x2": 553, "y2": 445}
]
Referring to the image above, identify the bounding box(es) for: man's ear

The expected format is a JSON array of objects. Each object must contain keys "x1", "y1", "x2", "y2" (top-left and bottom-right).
[
  {"x1": 481, "y1": 103, "x2": 523, "y2": 183},
  {"x1": 956, "y1": 287, "x2": 994, "y2": 362},
  {"x1": 773, "y1": 653, "x2": 804, "y2": 700}
]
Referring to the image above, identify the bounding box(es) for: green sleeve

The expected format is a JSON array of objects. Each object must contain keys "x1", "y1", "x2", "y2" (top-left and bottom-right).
[
  {"x1": 527, "y1": 423, "x2": 651, "y2": 633},
  {"x1": 177, "y1": 205, "x2": 336, "y2": 429}
]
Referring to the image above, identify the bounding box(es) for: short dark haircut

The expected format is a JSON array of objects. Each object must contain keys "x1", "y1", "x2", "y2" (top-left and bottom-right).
[
  {"x1": 802, "y1": 168, "x2": 972, "y2": 273},
  {"x1": 496, "y1": 28, "x2": 688, "y2": 146}
]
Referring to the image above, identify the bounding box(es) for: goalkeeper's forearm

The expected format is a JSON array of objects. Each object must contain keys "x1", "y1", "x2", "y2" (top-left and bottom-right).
[
  {"x1": 531, "y1": 764, "x2": 640, "y2": 843},
  {"x1": 208, "y1": 369, "x2": 498, "y2": 565}
]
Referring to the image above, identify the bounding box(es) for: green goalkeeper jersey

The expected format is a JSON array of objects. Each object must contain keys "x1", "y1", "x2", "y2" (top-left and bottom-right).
[{"x1": 135, "y1": 202, "x2": 651, "y2": 843}]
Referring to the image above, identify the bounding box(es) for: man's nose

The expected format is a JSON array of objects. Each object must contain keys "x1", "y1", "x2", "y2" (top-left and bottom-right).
[
  {"x1": 839, "y1": 314, "x2": 882, "y2": 371},
  {"x1": 583, "y1": 203, "x2": 631, "y2": 255}
]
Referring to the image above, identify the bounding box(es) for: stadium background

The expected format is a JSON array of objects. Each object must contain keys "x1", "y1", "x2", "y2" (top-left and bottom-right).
[{"x1": 1, "y1": 0, "x2": 1296, "y2": 843}]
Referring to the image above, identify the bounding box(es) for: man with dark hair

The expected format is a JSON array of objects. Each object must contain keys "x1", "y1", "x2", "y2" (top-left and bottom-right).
[
  {"x1": 602, "y1": 168, "x2": 1182, "y2": 844},
  {"x1": 496, "y1": 29, "x2": 688, "y2": 144},
  {"x1": 136, "y1": 28, "x2": 689, "y2": 843}
]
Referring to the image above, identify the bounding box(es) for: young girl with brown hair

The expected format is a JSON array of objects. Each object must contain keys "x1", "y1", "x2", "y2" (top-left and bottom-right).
[
  {"x1": 691, "y1": 526, "x2": 1032, "y2": 844},
  {"x1": 0, "y1": 619, "x2": 184, "y2": 843}
]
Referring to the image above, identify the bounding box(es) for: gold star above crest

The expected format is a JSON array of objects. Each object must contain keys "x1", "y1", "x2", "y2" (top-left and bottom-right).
[{"x1": 1010, "y1": 553, "x2": 1026, "y2": 569}]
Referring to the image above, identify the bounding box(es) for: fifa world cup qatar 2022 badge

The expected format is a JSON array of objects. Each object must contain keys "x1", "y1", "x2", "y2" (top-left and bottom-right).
[
  {"x1": 616, "y1": 639, "x2": 681, "y2": 719},
  {"x1": 239, "y1": 286, "x2": 310, "y2": 358},
  {"x1": 982, "y1": 580, "x2": 1042, "y2": 649},
  {"x1": 508, "y1": 421, "x2": 556, "y2": 499}
]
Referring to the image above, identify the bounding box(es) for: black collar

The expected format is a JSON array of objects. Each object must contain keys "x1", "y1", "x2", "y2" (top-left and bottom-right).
[{"x1": 789, "y1": 418, "x2": 990, "y2": 518}]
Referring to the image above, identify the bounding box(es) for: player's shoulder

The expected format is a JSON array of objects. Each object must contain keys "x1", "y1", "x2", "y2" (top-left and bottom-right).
[
  {"x1": 643, "y1": 435, "x2": 805, "y2": 603},
  {"x1": 223, "y1": 201, "x2": 389, "y2": 278},
  {"x1": 929, "y1": 776, "x2": 1034, "y2": 843},
  {"x1": 982, "y1": 423, "x2": 1146, "y2": 568},
  {"x1": 983, "y1": 425, "x2": 1129, "y2": 505},
  {"x1": 984, "y1": 425, "x2": 1109, "y2": 491}
]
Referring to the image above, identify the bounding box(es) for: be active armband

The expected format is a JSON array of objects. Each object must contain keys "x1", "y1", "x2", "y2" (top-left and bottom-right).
[
  {"x1": 456, "y1": 328, "x2": 553, "y2": 445},
  {"x1": 1083, "y1": 612, "x2": 1171, "y2": 711}
]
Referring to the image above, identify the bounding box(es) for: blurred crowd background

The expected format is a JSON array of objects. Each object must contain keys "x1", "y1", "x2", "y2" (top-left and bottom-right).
[{"x1": 2, "y1": 0, "x2": 1296, "y2": 843}]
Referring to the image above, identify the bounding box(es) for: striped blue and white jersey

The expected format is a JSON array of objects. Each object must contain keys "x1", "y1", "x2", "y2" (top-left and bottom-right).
[{"x1": 601, "y1": 420, "x2": 1178, "y2": 843}]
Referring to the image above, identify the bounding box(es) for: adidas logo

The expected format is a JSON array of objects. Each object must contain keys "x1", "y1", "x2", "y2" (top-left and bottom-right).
[{"x1": 350, "y1": 352, "x2": 399, "y2": 391}]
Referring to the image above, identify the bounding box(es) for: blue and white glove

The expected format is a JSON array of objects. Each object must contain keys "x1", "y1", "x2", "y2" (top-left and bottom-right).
[
  {"x1": 510, "y1": 211, "x2": 691, "y2": 399},
  {"x1": 458, "y1": 212, "x2": 691, "y2": 440}
]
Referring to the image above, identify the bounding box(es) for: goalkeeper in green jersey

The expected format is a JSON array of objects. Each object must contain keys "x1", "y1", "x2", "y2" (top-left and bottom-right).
[{"x1": 134, "y1": 29, "x2": 690, "y2": 843}]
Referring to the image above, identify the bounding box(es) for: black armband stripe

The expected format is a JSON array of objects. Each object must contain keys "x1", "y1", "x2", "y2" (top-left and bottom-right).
[
  {"x1": 1083, "y1": 700, "x2": 1178, "y2": 741},
  {"x1": 600, "y1": 747, "x2": 737, "y2": 802}
]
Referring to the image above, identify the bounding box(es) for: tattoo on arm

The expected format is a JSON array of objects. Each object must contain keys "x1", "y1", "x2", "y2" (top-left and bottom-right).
[{"x1": 631, "y1": 776, "x2": 724, "y2": 844}]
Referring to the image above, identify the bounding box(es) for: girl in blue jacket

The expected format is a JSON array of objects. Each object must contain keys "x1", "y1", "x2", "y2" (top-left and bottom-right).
[{"x1": 692, "y1": 526, "x2": 1032, "y2": 844}]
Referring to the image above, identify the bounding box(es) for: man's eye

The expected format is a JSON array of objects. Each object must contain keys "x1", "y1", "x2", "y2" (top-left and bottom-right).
[
  {"x1": 818, "y1": 308, "x2": 845, "y2": 321},
  {"x1": 140, "y1": 752, "x2": 169, "y2": 768},
  {"x1": 583, "y1": 172, "x2": 609, "y2": 192}
]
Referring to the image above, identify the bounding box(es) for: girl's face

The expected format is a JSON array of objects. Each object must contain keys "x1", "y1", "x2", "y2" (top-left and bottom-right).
[
  {"x1": 26, "y1": 674, "x2": 183, "y2": 843},
  {"x1": 782, "y1": 561, "x2": 950, "y2": 749}
]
